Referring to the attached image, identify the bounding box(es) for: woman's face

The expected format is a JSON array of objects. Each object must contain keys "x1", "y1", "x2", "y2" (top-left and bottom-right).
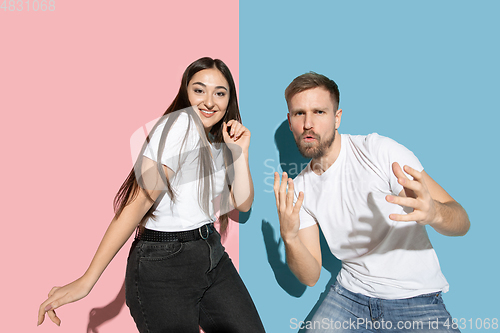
[{"x1": 187, "y1": 68, "x2": 230, "y2": 132}]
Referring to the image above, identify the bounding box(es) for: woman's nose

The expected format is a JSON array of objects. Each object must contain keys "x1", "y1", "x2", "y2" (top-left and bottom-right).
[{"x1": 204, "y1": 95, "x2": 214, "y2": 109}]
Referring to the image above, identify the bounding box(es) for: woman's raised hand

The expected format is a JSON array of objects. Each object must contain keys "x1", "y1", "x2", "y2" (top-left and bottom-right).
[{"x1": 222, "y1": 120, "x2": 250, "y2": 153}]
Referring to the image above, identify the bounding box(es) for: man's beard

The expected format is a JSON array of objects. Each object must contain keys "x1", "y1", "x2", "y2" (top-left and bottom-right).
[{"x1": 294, "y1": 129, "x2": 335, "y2": 160}]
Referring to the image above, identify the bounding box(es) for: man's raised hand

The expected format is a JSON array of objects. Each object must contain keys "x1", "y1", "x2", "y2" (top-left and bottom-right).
[
  {"x1": 273, "y1": 172, "x2": 304, "y2": 241},
  {"x1": 386, "y1": 162, "x2": 438, "y2": 226}
]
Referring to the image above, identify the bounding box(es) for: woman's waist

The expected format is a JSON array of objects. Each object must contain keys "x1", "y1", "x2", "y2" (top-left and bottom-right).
[{"x1": 144, "y1": 215, "x2": 216, "y2": 232}]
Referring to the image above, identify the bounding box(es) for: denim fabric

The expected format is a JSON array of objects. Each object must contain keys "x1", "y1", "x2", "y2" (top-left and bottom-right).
[
  {"x1": 302, "y1": 282, "x2": 460, "y2": 333},
  {"x1": 125, "y1": 229, "x2": 265, "y2": 333}
]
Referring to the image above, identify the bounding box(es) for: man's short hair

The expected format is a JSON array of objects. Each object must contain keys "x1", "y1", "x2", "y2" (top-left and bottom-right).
[{"x1": 285, "y1": 72, "x2": 340, "y2": 110}]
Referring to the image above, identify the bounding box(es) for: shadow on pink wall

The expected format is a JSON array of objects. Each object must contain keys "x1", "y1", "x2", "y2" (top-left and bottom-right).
[{"x1": 87, "y1": 280, "x2": 126, "y2": 333}]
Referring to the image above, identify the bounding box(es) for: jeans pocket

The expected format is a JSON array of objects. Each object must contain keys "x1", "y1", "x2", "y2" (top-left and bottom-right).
[
  {"x1": 205, "y1": 230, "x2": 225, "y2": 271},
  {"x1": 433, "y1": 292, "x2": 444, "y2": 305},
  {"x1": 138, "y1": 241, "x2": 184, "y2": 261},
  {"x1": 414, "y1": 291, "x2": 443, "y2": 305}
]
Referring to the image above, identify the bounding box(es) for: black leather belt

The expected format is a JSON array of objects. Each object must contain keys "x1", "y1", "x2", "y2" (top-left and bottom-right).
[{"x1": 137, "y1": 223, "x2": 214, "y2": 242}]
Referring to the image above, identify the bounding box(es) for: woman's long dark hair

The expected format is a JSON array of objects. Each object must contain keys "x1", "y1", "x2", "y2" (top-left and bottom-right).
[{"x1": 113, "y1": 57, "x2": 241, "y2": 234}]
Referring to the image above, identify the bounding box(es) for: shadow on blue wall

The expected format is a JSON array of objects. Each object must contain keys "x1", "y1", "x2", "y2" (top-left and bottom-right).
[
  {"x1": 239, "y1": 208, "x2": 252, "y2": 224},
  {"x1": 262, "y1": 220, "x2": 306, "y2": 297},
  {"x1": 274, "y1": 121, "x2": 309, "y2": 178},
  {"x1": 262, "y1": 120, "x2": 342, "y2": 328}
]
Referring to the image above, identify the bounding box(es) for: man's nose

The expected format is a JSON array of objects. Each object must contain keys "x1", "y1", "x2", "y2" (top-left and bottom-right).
[{"x1": 304, "y1": 113, "x2": 313, "y2": 129}]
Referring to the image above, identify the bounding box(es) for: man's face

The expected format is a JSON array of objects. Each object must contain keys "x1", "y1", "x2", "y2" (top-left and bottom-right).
[{"x1": 287, "y1": 87, "x2": 341, "y2": 160}]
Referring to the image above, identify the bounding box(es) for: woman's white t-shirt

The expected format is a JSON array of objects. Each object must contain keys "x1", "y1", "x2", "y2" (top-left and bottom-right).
[{"x1": 142, "y1": 111, "x2": 226, "y2": 232}]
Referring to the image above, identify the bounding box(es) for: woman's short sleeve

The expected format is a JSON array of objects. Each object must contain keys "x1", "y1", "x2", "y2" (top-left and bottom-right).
[{"x1": 143, "y1": 112, "x2": 201, "y2": 173}]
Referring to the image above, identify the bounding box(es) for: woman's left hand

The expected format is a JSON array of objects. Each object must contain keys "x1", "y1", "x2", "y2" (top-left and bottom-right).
[{"x1": 222, "y1": 120, "x2": 250, "y2": 154}]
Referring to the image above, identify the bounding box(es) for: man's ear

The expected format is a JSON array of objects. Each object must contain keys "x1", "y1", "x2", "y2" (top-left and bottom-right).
[
  {"x1": 335, "y1": 108, "x2": 343, "y2": 130},
  {"x1": 287, "y1": 112, "x2": 291, "y2": 130}
]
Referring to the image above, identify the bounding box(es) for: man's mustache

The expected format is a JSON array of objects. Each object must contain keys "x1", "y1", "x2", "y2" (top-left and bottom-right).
[{"x1": 299, "y1": 131, "x2": 319, "y2": 140}]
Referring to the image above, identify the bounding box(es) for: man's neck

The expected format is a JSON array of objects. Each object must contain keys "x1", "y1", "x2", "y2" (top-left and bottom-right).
[{"x1": 310, "y1": 133, "x2": 342, "y2": 175}]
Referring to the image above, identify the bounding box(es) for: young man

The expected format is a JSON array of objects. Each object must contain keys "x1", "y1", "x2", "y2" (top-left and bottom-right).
[{"x1": 273, "y1": 72, "x2": 469, "y2": 332}]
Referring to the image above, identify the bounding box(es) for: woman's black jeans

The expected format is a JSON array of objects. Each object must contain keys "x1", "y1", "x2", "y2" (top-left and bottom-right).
[{"x1": 125, "y1": 228, "x2": 266, "y2": 333}]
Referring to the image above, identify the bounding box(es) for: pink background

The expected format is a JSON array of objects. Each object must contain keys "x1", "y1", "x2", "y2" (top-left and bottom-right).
[{"x1": 0, "y1": 1, "x2": 239, "y2": 332}]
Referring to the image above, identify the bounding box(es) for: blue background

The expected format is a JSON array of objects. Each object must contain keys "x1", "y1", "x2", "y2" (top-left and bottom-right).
[{"x1": 239, "y1": 1, "x2": 500, "y2": 331}]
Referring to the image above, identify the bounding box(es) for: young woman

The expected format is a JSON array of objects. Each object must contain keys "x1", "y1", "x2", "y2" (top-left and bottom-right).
[{"x1": 37, "y1": 57, "x2": 266, "y2": 332}]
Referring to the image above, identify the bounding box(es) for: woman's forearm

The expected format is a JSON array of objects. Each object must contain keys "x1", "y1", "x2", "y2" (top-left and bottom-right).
[
  {"x1": 230, "y1": 151, "x2": 254, "y2": 212},
  {"x1": 82, "y1": 214, "x2": 139, "y2": 286}
]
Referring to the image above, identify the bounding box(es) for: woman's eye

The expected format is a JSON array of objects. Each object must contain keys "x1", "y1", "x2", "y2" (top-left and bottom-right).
[
  {"x1": 194, "y1": 89, "x2": 203, "y2": 94},
  {"x1": 216, "y1": 91, "x2": 226, "y2": 97}
]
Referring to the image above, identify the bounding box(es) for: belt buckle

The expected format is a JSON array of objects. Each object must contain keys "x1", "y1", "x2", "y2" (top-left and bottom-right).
[{"x1": 199, "y1": 224, "x2": 209, "y2": 240}]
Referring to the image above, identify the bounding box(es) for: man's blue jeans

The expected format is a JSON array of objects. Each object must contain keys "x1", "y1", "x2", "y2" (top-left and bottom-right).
[
  {"x1": 303, "y1": 282, "x2": 460, "y2": 332},
  {"x1": 125, "y1": 229, "x2": 265, "y2": 333}
]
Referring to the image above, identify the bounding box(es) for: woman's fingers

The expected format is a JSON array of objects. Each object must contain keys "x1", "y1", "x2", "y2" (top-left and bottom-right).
[
  {"x1": 38, "y1": 290, "x2": 71, "y2": 326},
  {"x1": 222, "y1": 122, "x2": 230, "y2": 142},
  {"x1": 47, "y1": 286, "x2": 59, "y2": 298},
  {"x1": 47, "y1": 309, "x2": 61, "y2": 326},
  {"x1": 38, "y1": 290, "x2": 57, "y2": 326},
  {"x1": 225, "y1": 120, "x2": 249, "y2": 140},
  {"x1": 38, "y1": 278, "x2": 92, "y2": 326}
]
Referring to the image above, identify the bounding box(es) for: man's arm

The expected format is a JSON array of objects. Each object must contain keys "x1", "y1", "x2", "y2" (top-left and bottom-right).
[
  {"x1": 284, "y1": 224, "x2": 322, "y2": 286},
  {"x1": 274, "y1": 172, "x2": 322, "y2": 286},
  {"x1": 386, "y1": 162, "x2": 470, "y2": 236}
]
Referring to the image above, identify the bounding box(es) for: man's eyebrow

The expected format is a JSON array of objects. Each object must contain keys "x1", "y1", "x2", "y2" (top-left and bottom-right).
[
  {"x1": 290, "y1": 107, "x2": 328, "y2": 114},
  {"x1": 192, "y1": 82, "x2": 228, "y2": 91}
]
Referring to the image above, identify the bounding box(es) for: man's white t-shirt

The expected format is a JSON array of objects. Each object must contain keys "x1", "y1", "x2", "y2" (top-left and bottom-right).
[
  {"x1": 295, "y1": 133, "x2": 449, "y2": 299},
  {"x1": 142, "y1": 111, "x2": 226, "y2": 232}
]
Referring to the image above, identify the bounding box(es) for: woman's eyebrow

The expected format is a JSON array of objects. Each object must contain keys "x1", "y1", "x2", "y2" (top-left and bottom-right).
[{"x1": 192, "y1": 82, "x2": 228, "y2": 91}]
